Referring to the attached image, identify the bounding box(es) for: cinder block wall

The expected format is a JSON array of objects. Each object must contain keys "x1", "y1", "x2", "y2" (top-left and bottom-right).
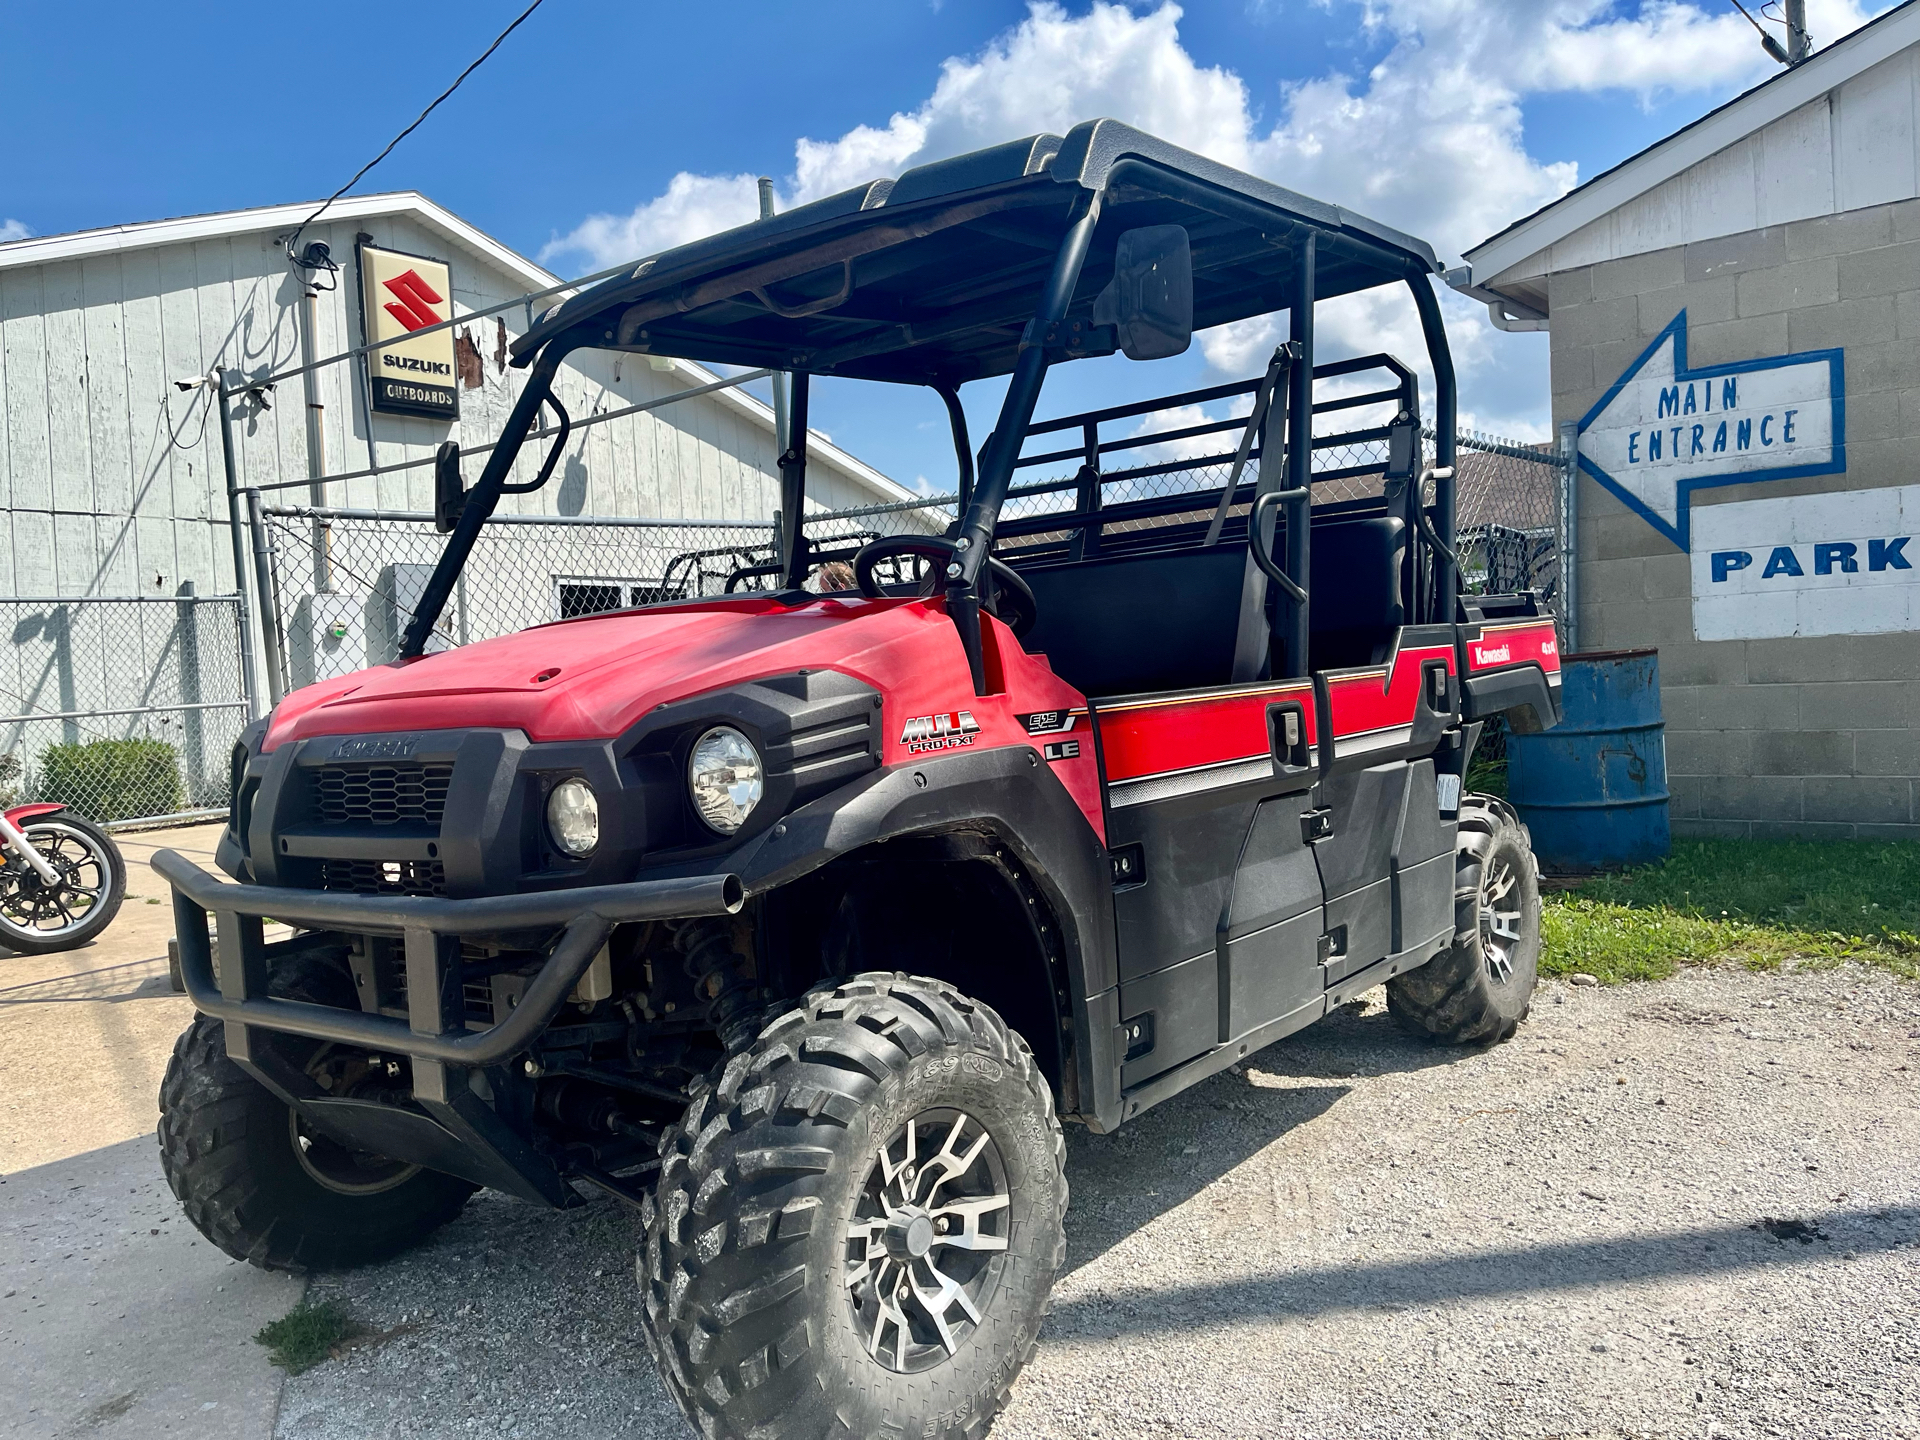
[{"x1": 1547, "y1": 197, "x2": 1920, "y2": 840}]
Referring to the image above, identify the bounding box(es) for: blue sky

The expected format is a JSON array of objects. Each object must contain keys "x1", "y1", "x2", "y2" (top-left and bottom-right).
[{"x1": 2, "y1": 0, "x2": 1894, "y2": 491}]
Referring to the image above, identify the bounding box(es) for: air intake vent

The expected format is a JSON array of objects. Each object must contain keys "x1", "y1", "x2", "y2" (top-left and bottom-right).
[
  {"x1": 315, "y1": 764, "x2": 451, "y2": 828},
  {"x1": 321, "y1": 857, "x2": 447, "y2": 897}
]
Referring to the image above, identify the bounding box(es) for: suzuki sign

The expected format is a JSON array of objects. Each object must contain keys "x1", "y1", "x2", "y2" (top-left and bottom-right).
[{"x1": 360, "y1": 243, "x2": 459, "y2": 420}]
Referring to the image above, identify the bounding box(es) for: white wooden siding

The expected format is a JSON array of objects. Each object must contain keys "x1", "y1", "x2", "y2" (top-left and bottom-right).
[
  {"x1": 1487, "y1": 41, "x2": 1920, "y2": 290},
  {"x1": 0, "y1": 207, "x2": 897, "y2": 603}
]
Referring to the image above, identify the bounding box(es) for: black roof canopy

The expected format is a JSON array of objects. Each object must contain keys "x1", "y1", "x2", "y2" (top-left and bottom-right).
[{"x1": 515, "y1": 120, "x2": 1443, "y2": 386}]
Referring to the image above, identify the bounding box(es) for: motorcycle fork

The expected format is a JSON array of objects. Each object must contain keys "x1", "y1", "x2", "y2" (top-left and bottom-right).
[{"x1": 0, "y1": 813, "x2": 66, "y2": 884}]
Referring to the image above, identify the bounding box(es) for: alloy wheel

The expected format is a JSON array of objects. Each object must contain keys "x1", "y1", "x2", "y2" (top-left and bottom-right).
[
  {"x1": 0, "y1": 822, "x2": 109, "y2": 939},
  {"x1": 1478, "y1": 854, "x2": 1524, "y2": 984},
  {"x1": 844, "y1": 1107, "x2": 1011, "y2": 1373}
]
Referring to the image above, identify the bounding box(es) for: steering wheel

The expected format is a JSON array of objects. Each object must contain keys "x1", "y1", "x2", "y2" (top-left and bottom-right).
[{"x1": 852, "y1": 535, "x2": 1038, "y2": 637}]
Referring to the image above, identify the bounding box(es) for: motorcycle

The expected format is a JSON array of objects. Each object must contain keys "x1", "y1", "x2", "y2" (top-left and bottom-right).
[{"x1": 0, "y1": 803, "x2": 127, "y2": 955}]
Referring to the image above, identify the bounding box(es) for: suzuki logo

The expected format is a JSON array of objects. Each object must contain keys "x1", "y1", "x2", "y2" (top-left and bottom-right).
[{"x1": 382, "y1": 269, "x2": 447, "y2": 333}]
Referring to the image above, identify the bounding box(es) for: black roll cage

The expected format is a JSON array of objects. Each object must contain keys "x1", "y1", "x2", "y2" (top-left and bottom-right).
[{"x1": 399, "y1": 122, "x2": 1460, "y2": 689}]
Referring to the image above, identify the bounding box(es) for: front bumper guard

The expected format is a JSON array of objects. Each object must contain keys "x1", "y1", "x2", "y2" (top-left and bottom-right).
[{"x1": 155, "y1": 847, "x2": 743, "y2": 1069}]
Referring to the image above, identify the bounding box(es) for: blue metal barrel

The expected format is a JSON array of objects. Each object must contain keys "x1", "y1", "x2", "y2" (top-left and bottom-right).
[{"x1": 1507, "y1": 648, "x2": 1670, "y2": 871}]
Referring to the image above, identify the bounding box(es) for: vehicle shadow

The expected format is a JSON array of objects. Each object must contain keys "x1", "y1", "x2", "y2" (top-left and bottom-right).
[
  {"x1": 284, "y1": 1002, "x2": 1465, "y2": 1435},
  {"x1": 0, "y1": 954, "x2": 167, "y2": 1004}
]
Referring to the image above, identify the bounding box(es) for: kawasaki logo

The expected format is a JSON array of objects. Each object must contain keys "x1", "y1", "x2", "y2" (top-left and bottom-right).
[
  {"x1": 382, "y1": 269, "x2": 447, "y2": 333},
  {"x1": 1472, "y1": 643, "x2": 1512, "y2": 667},
  {"x1": 901, "y1": 711, "x2": 980, "y2": 753},
  {"x1": 333, "y1": 735, "x2": 419, "y2": 760}
]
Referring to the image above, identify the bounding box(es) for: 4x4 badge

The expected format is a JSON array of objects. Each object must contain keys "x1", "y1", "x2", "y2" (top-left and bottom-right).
[{"x1": 900, "y1": 711, "x2": 980, "y2": 753}]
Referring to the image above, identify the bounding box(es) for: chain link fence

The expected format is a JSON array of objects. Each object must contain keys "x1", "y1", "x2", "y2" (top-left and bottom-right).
[
  {"x1": 1454, "y1": 431, "x2": 1566, "y2": 615},
  {"x1": 259, "y1": 422, "x2": 1568, "y2": 697},
  {"x1": 0, "y1": 595, "x2": 249, "y2": 828}
]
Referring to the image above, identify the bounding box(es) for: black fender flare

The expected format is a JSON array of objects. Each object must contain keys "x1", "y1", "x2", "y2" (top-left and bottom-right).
[{"x1": 725, "y1": 744, "x2": 1123, "y2": 1130}]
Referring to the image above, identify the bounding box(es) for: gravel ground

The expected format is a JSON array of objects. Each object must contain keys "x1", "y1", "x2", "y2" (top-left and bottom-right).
[{"x1": 278, "y1": 962, "x2": 1920, "y2": 1440}]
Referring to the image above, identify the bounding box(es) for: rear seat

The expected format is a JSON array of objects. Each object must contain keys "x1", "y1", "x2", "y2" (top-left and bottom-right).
[{"x1": 1011, "y1": 514, "x2": 1407, "y2": 697}]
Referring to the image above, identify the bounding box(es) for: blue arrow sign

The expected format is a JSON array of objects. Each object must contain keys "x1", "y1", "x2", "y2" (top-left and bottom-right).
[{"x1": 1575, "y1": 310, "x2": 1845, "y2": 551}]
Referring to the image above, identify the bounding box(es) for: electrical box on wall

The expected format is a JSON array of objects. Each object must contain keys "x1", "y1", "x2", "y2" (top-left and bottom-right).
[
  {"x1": 369, "y1": 563, "x2": 457, "y2": 663},
  {"x1": 287, "y1": 592, "x2": 367, "y2": 689}
]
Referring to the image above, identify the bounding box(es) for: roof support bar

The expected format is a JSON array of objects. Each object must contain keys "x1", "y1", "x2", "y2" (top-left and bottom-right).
[
  {"x1": 778, "y1": 371, "x2": 812, "y2": 588},
  {"x1": 952, "y1": 189, "x2": 1104, "y2": 692},
  {"x1": 401, "y1": 333, "x2": 576, "y2": 658},
  {"x1": 1280, "y1": 232, "x2": 1315, "y2": 678},
  {"x1": 1406, "y1": 274, "x2": 1457, "y2": 621}
]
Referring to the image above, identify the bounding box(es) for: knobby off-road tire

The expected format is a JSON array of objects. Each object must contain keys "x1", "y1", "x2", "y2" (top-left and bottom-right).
[
  {"x1": 641, "y1": 972, "x2": 1067, "y2": 1440},
  {"x1": 158, "y1": 956, "x2": 477, "y2": 1272},
  {"x1": 1386, "y1": 794, "x2": 1541, "y2": 1045}
]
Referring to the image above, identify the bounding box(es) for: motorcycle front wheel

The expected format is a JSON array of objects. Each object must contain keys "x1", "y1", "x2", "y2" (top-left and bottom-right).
[{"x1": 0, "y1": 815, "x2": 127, "y2": 955}]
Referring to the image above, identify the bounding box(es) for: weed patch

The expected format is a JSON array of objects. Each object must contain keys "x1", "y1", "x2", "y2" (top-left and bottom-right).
[{"x1": 255, "y1": 1300, "x2": 360, "y2": 1375}]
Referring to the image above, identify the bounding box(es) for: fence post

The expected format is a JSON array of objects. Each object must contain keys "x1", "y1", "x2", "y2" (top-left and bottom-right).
[
  {"x1": 1558, "y1": 420, "x2": 1580, "y2": 653},
  {"x1": 215, "y1": 378, "x2": 266, "y2": 721},
  {"x1": 176, "y1": 580, "x2": 208, "y2": 805},
  {"x1": 245, "y1": 489, "x2": 287, "y2": 704}
]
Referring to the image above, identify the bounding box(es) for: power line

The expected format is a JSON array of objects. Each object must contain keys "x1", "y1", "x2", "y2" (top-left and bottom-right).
[
  {"x1": 1726, "y1": 0, "x2": 1791, "y2": 65},
  {"x1": 285, "y1": 0, "x2": 551, "y2": 264}
]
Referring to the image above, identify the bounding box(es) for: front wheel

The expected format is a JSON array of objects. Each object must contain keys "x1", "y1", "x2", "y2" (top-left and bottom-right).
[
  {"x1": 1386, "y1": 794, "x2": 1540, "y2": 1045},
  {"x1": 641, "y1": 972, "x2": 1067, "y2": 1440},
  {"x1": 158, "y1": 958, "x2": 477, "y2": 1272},
  {"x1": 0, "y1": 814, "x2": 126, "y2": 955}
]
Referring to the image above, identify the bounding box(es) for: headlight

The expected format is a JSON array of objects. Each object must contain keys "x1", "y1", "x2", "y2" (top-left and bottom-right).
[
  {"x1": 688, "y1": 726, "x2": 763, "y2": 835},
  {"x1": 546, "y1": 777, "x2": 600, "y2": 856}
]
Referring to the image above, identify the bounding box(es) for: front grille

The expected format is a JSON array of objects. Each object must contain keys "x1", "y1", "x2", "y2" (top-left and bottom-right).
[
  {"x1": 315, "y1": 764, "x2": 452, "y2": 828},
  {"x1": 321, "y1": 857, "x2": 447, "y2": 897}
]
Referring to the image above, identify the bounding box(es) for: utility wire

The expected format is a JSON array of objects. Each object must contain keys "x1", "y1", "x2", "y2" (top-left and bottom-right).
[
  {"x1": 285, "y1": 0, "x2": 550, "y2": 263},
  {"x1": 1726, "y1": 0, "x2": 1790, "y2": 63}
]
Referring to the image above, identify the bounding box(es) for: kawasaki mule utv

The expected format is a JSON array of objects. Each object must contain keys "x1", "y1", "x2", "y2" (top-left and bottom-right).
[{"x1": 157, "y1": 120, "x2": 1561, "y2": 1439}]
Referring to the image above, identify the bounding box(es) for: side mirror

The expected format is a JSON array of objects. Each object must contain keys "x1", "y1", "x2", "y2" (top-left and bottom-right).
[
  {"x1": 1093, "y1": 225, "x2": 1192, "y2": 361},
  {"x1": 434, "y1": 441, "x2": 467, "y2": 533}
]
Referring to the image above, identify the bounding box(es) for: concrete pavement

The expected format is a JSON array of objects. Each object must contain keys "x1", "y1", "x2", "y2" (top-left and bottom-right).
[{"x1": 1, "y1": 823, "x2": 302, "y2": 1439}]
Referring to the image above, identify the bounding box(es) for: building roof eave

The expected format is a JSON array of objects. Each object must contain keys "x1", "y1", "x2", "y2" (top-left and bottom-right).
[
  {"x1": 0, "y1": 192, "x2": 913, "y2": 504},
  {"x1": 1464, "y1": 0, "x2": 1920, "y2": 287}
]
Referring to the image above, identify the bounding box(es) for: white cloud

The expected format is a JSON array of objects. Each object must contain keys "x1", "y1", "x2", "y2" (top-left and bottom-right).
[
  {"x1": 0, "y1": 219, "x2": 31, "y2": 244},
  {"x1": 541, "y1": 0, "x2": 1892, "y2": 439},
  {"x1": 541, "y1": 172, "x2": 761, "y2": 271}
]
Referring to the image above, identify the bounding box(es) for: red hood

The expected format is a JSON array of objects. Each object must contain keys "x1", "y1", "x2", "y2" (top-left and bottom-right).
[
  {"x1": 270, "y1": 596, "x2": 940, "y2": 748},
  {"x1": 264, "y1": 591, "x2": 1105, "y2": 842}
]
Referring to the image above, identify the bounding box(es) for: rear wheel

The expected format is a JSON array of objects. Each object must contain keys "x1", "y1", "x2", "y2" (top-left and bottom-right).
[
  {"x1": 641, "y1": 972, "x2": 1067, "y2": 1440},
  {"x1": 1386, "y1": 795, "x2": 1540, "y2": 1045},
  {"x1": 158, "y1": 958, "x2": 477, "y2": 1272}
]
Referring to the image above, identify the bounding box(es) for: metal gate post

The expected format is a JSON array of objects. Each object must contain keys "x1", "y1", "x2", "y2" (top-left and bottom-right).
[
  {"x1": 245, "y1": 489, "x2": 288, "y2": 703},
  {"x1": 1558, "y1": 419, "x2": 1580, "y2": 653},
  {"x1": 215, "y1": 377, "x2": 266, "y2": 721}
]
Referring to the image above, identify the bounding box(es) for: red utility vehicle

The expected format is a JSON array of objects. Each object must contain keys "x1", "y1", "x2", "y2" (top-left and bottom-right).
[{"x1": 157, "y1": 122, "x2": 1560, "y2": 1440}]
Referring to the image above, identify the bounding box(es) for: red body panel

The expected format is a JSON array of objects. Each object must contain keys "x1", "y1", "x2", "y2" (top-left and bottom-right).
[
  {"x1": 4, "y1": 802, "x2": 67, "y2": 825},
  {"x1": 1320, "y1": 641, "x2": 1456, "y2": 761},
  {"x1": 1464, "y1": 619, "x2": 1560, "y2": 677},
  {"x1": 266, "y1": 592, "x2": 1523, "y2": 851},
  {"x1": 265, "y1": 596, "x2": 1108, "y2": 843},
  {"x1": 1092, "y1": 680, "x2": 1314, "y2": 791}
]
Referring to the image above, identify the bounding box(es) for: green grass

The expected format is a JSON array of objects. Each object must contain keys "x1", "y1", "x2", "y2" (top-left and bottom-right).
[
  {"x1": 1541, "y1": 839, "x2": 1920, "y2": 986},
  {"x1": 254, "y1": 1300, "x2": 360, "y2": 1375}
]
